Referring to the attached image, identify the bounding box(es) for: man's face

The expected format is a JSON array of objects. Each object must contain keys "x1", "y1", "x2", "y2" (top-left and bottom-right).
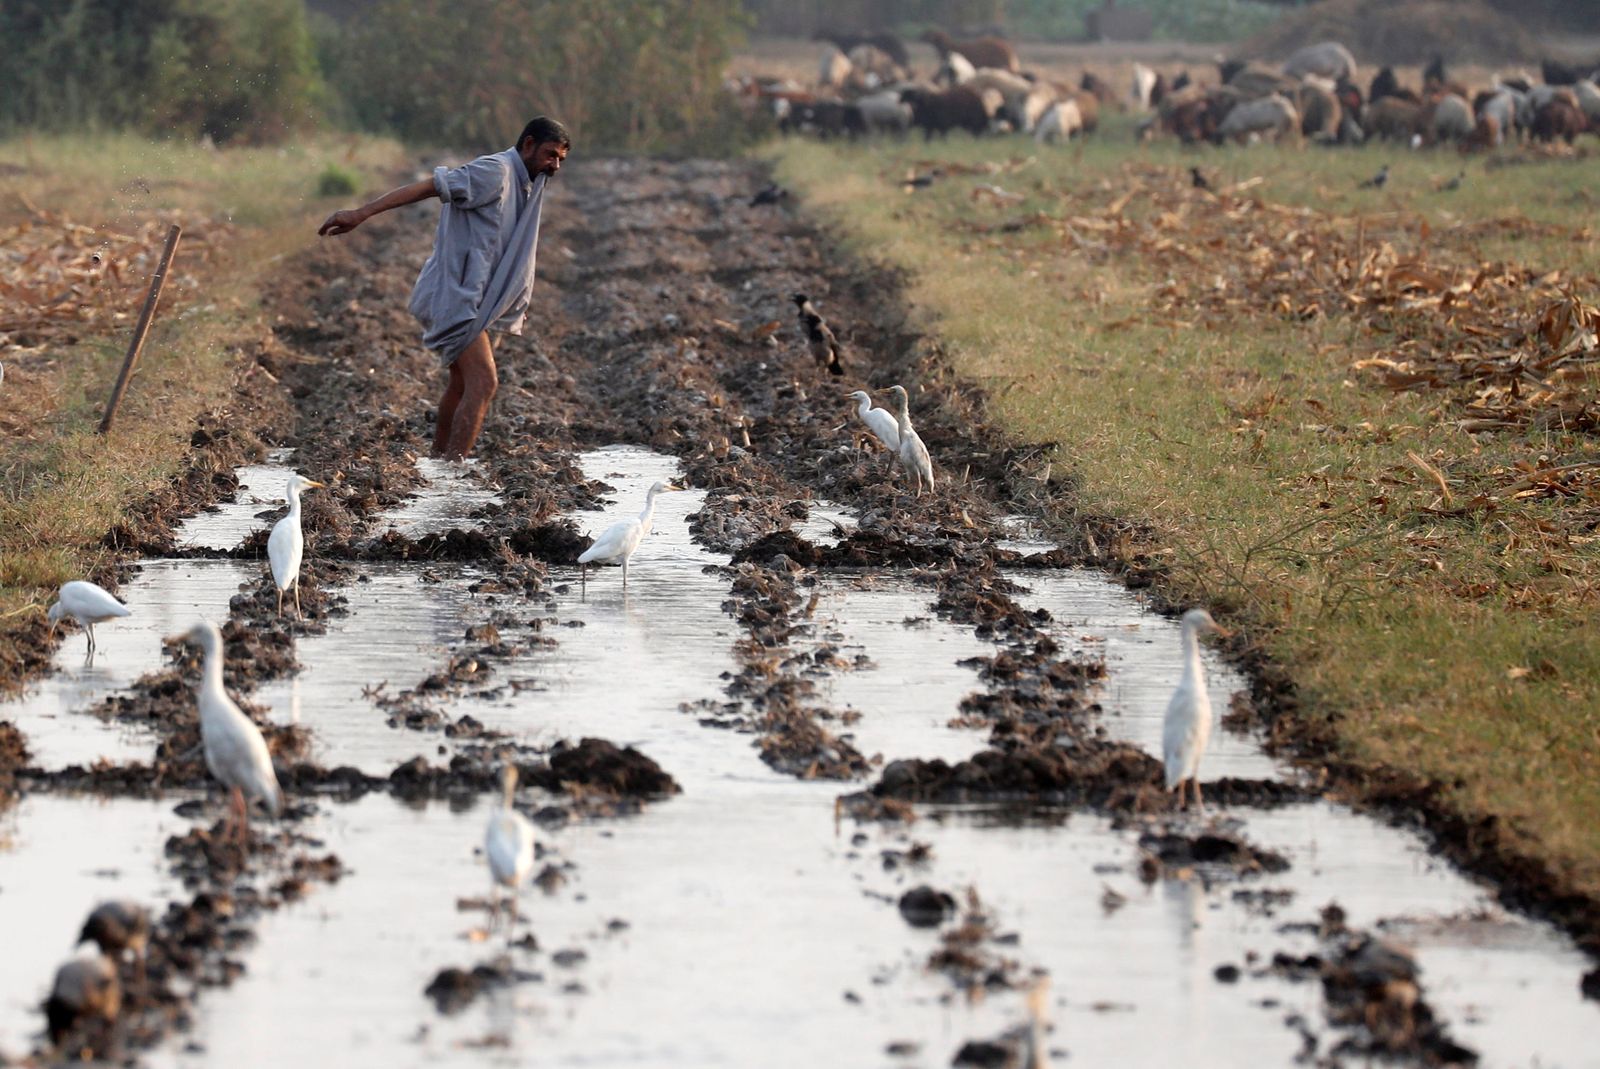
[{"x1": 526, "y1": 140, "x2": 568, "y2": 177}]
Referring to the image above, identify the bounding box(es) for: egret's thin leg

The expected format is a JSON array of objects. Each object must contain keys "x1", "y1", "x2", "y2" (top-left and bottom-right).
[
  {"x1": 276, "y1": 588, "x2": 284, "y2": 615},
  {"x1": 1193, "y1": 778, "x2": 1205, "y2": 814},
  {"x1": 294, "y1": 582, "x2": 302, "y2": 620},
  {"x1": 622, "y1": 558, "x2": 629, "y2": 590}
]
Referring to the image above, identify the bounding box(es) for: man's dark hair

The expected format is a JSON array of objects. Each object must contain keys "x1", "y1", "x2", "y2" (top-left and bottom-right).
[{"x1": 518, "y1": 117, "x2": 571, "y2": 150}]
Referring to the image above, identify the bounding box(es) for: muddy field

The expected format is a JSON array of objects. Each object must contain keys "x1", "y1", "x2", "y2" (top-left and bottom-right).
[{"x1": 2, "y1": 156, "x2": 1596, "y2": 1066}]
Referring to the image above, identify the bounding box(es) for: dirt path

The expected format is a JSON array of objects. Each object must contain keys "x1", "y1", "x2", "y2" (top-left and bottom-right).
[{"x1": 2, "y1": 155, "x2": 1597, "y2": 1063}]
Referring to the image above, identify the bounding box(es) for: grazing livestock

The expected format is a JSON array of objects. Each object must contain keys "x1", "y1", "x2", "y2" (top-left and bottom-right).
[
  {"x1": 1573, "y1": 80, "x2": 1600, "y2": 126},
  {"x1": 813, "y1": 30, "x2": 910, "y2": 68},
  {"x1": 1080, "y1": 71, "x2": 1117, "y2": 108},
  {"x1": 1477, "y1": 90, "x2": 1521, "y2": 144},
  {"x1": 901, "y1": 86, "x2": 990, "y2": 140},
  {"x1": 1071, "y1": 89, "x2": 1101, "y2": 133},
  {"x1": 921, "y1": 29, "x2": 1019, "y2": 74},
  {"x1": 1216, "y1": 93, "x2": 1301, "y2": 145},
  {"x1": 1034, "y1": 98, "x2": 1083, "y2": 144},
  {"x1": 1366, "y1": 97, "x2": 1425, "y2": 142},
  {"x1": 1283, "y1": 41, "x2": 1357, "y2": 82},
  {"x1": 1461, "y1": 114, "x2": 1500, "y2": 152},
  {"x1": 787, "y1": 100, "x2": 866, "y2": 141},
  {"x1": 1531, "y1": 99, "x2": 1587, "y2": 143},
  {"x1": 854, "y1": 89, "x2": 913, "y2": 136},
  {"x1": 846, "y1": 44, "x2": 904, "y2": 88},
  {"x1": 1369, "y1": 67, "x2": 1418, "y2": 105},
  {"x1": 1161, "y1": 95, "x2": 1224, "y2": 145},
  {"x1": 934, "y1": 50, "x2": 978, "y2": 87},
  {"x1": 1429, "y1": 94, "x2": 1474, "y2": 145},
  {"x1": 1296, "y1": 82, "x2": 1343, "y2": 140},
  {"x1": 1225, "y1": 63, "x2": 1300, "y2": 99},
  {"x1": 1132, "y1": 63, "x2": 1158, "y2": 110},
  {"x1": 818, "y1": 46, "x2": 852, "y2": 90}
]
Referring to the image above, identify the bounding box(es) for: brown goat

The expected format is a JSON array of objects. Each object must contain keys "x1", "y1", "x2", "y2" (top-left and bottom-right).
[
  {"x1": 1532, "y1": 99, "x2": 1587, "y2": 143},
  {"x1": 900, "y1": 85, "x2": 991, "y2": 140},
  {"x1": 1461, "y1": 114, "x2": 1499, "y2": 153},
  {"x1": 921, "y1": 29, "x2": 1019, "y2": 74},
  {"x1": 1366, "y1": 97, "x2": 1425, "y2": 142}
]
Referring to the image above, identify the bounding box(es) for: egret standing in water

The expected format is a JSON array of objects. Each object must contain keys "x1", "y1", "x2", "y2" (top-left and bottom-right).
[
  {"x1": 47, "y1": 580, "x2": 131, "y2": 659},
  {"x1": 847, "y1": 389, "x2": 900, "y2": 469},
  {"x1": 267, "y1": 474, "x2": 324, "y2": 618},
  {"x1": 176, "y1": 621, "x2": 283, "y2": 842},
  {"x1": 577, "y1": 479, "x2": 683, "y2": 590},
  {"x1": 885, "y1": 385, "x2": 935, "y2": 495},
  {"x1": 485, "y1": 764, "x2": 535, "y2": 934},
  {"x1": 1162, "y1": 608, "x2": 1230, "y2": 812}
]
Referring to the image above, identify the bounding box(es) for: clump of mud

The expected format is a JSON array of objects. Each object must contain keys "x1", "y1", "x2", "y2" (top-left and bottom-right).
[
  {"x1": 1136, "y1": 827, "x2": 1291, "y2": 881},
  {"x1": 425, "y1": 959, "x2": 540, "y2": 1014}
]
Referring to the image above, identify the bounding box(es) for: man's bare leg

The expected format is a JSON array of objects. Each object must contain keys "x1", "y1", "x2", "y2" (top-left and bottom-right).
[
  {"x1": 433, "y1": 363, "x2": 466, "y2": 457},
  {"x1": 441, "y1": 333, "x2": 498, "y2": 460}
]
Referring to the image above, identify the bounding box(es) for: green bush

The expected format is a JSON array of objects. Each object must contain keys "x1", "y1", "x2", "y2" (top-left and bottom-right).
[
  {"x1": 0, "y1": 0, "x2": 324, "y2": 143},
  {"x1": 319, "y1": 0, "x2": 751, "y2": 154},
  {"x1": 316, "y1": 163, "x2": 359, "y2": 197}
]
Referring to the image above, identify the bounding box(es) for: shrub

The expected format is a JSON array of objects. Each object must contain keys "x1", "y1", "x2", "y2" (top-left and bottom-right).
[{"x1": 316, "y1": 163, "x2": 359, "y2": 197}]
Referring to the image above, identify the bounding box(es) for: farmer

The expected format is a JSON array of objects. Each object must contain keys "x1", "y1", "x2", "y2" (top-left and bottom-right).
[{"x1": 317, "y1": 117, "x2": 570, "y2": 460}]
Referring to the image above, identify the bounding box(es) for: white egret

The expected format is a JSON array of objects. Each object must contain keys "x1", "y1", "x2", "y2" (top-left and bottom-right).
[
  {"x1": 45, "y1": 955, "x2": 120, "y2": 1048},
  {"x1": 577, "y1": 479, "x2": 683, "y2": 590},
  {"x1": 885, "y1": 385, "x2": 935, "y2": 495},
  {"x1": 267, "y1": 474, "x2": 324, "y2": 618},
  {"x1": 176, "y1": 621, "x2": 283, "y2": 842},
  {"x1": 485, "y1": 764, "x2": 535, "y2": 932},
  {"x1": 847, "y1": 389, "x2": 900, "y2": 467},
  {"x1": 1162, "y1": 608, "x2": 1230, "y2": 812},
  {"x1": 46, "y1": 580, "x2": 131, "y2": 658}
]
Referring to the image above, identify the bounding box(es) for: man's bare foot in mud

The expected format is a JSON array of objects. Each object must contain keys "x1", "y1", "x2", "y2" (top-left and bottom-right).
[{"x1": 433, "y1": 333, "x2": 498, "y2": 459}]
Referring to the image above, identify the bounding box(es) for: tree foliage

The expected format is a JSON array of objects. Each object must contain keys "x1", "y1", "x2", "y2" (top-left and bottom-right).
[
  {"x1": 0, "y1": 0, "x2": 323, "y2": 142},
  {"x1": 322, "y1": 0, "x2": 750, "y2": 152}
]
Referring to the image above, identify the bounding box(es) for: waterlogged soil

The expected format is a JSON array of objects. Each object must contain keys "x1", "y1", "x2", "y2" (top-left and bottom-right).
[{"x1": 1, "y1": 156, "x2": 1596, "y2": 1065}]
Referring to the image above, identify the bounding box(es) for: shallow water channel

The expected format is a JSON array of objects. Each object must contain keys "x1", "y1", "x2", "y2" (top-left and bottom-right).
[{"x1": 2, "y1": 445, "x2": 1594, "y2": 1066}]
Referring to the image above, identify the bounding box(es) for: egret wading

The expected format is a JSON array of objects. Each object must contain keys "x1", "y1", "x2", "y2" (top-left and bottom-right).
[
  {"x1": 1162, "y1": 608, "x2": 1230, "y2": 812},
  {"x1": 47, "y1": 581, "x2": 131, "y2": 659},
  {"x1": 267, "y1": 474, "x2": 324, "y2": 618},
  {"x1": 847, "y1": 389, "x2": 900, "y2": 469},
  {"x1": 885, "y1": 385, "x2": 935, "y2": 495},
  {"x1": 485, "y1": 764, "x2": 535, "y2": 933},
  {"x1": 175, "y1": 621, "x2": 283, "y2": 842},
  {"x1": 577, "y1": 479, "x2": 683, "y2": 590}
]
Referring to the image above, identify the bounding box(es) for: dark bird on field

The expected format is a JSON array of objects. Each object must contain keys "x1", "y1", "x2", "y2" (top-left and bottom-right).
[
  {"x1": 1359, "y1": 164, "x2": 1389, "y2": 190},
  {"x1": 1189, "y1": 165, "x2": 1212, "y2": 191},
  {"x1": 1441, "y1": 169, "x2": 1464, "y2": 192},
  {"x1": 44, "y1": 955, "x2": 121, "y2": 1049},
  {"x1": 749, "y1": 183, "x2": 789, "y2": 207},
  {"x1": 79, "y1": 900, "x2": 152, "y2": 980},
  {"x1": 791, "y1": 293, "x2": 845, "y2": 376},
  {"x1": 902, "y1": 168, "x2": 942, "y2": 192}
]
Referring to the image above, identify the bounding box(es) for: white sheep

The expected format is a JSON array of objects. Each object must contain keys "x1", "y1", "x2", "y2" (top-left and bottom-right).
[
  {"x1": 854, "y1": 88, "x2": 913, "y2": 135},
  {"x1": 1479, "y1": 89, "x2": 1521, "y2": 144},
  {"x1": 1573, "y1": 79, "x2": 1600, "y2": 126},
  {"x1": 1033, "y1": 98, "x2": 1083, "y2": 143},
  {"x1": 1282, "y1": 41, "x2": 1357, "y2": 82}
]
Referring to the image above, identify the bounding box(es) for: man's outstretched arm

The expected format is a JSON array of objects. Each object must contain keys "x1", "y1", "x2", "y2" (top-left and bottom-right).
[{"x1": 318, "y1": 178, "x2": 439, "y2": 236}]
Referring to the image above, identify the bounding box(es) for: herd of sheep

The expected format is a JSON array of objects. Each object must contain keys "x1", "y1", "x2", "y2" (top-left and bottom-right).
[{"x1": 732, "y1": 28, "x2": 1600, "y2": 152}]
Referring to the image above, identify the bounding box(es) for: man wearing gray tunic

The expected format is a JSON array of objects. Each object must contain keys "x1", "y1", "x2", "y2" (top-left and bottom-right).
[{"x1": 318, "y1": 117, "x2": 570, "y2": 459}]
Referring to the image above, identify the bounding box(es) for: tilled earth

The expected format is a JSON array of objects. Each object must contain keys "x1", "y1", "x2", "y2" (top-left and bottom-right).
[{"x1": 2, "y1": 156, "x2": 1595, "y2": 1065}]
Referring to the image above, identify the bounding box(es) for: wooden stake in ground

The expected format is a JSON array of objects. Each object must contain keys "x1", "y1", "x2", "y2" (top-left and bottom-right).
[{"x1": 98, "y1": 223, "x2": 182, "y2": 434}]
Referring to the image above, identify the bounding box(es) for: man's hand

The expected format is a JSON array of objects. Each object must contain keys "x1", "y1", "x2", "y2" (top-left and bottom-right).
[{"x1": 318, "y1": 208, "x2": 366, "y2": 236}]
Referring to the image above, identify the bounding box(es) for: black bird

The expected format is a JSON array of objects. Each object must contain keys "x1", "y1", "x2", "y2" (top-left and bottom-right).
[
  {"x1": 1441, "y1": 169, "x2": 1465, "y2": 192},
  {"x1": 1358, "y1": 164, "x2": 1389, "y2": 190},
  {"x1": 791, "y1": 293, "x2": 844, "y2": 377},
  {"x1": 79, "y1": 901, "x2": 151, "y2": 978},
  {"x1": 902, "y1": 168, "x2": 942, "y2": 191},
  {"x1": 1189, "y1": 165, "x2": 1212, "y2": 191},
  {"x1": 749, "y1": 183, "x2": 789, "y2": 207}
]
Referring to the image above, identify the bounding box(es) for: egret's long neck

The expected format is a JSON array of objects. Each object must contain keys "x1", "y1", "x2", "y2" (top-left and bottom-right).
[
  {"x1": 855, "y1": 395, "x2": 872, "y2": 420},
  {"x1": 285, "y1": 483, "x2": 302, "y2": 520},
  {"x1": 201, "y1": 635, "x2": 226, "y2": 696},
  {"x1": 638, "y1": 489, "x2": 660, "y2": 531},
  {"x1": 1179, "y1": 624, "x2": 1204, "y2": 684},
  {"x1": 894, "y1": 394, "x2": 912, "y2": 434}
]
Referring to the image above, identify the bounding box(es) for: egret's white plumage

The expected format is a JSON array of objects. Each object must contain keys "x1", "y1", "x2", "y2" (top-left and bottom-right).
[
  {"x1": 485, "y1": 765, "x2": 535, "y2": 931},
  {"x1": 886, "y1": 385, "x2": 935, "y2": 494},
  {"x1": 848, "y1": 389, "x2": 900, "y2": 458},
  {"x1": 47, "y1": 580, "x2": 131, "y2": 657},
  {"x1": 1162, "y1": 608, "x2": 1229, "y2": 812},
  {"x1": 267, "y1": 474, "x2": 323, "y2": 617},
  {"x1": 576, "y1": 479, "x2": 682, "y2": 589},
  {"x1": 179, "y1": 621, "x2": 282, "y2": 838}
]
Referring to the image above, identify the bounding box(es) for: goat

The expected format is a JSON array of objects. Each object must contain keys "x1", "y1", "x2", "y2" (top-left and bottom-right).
[{"x1": 921, "y1": 29, "x2": 1019, "y2": 74}]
